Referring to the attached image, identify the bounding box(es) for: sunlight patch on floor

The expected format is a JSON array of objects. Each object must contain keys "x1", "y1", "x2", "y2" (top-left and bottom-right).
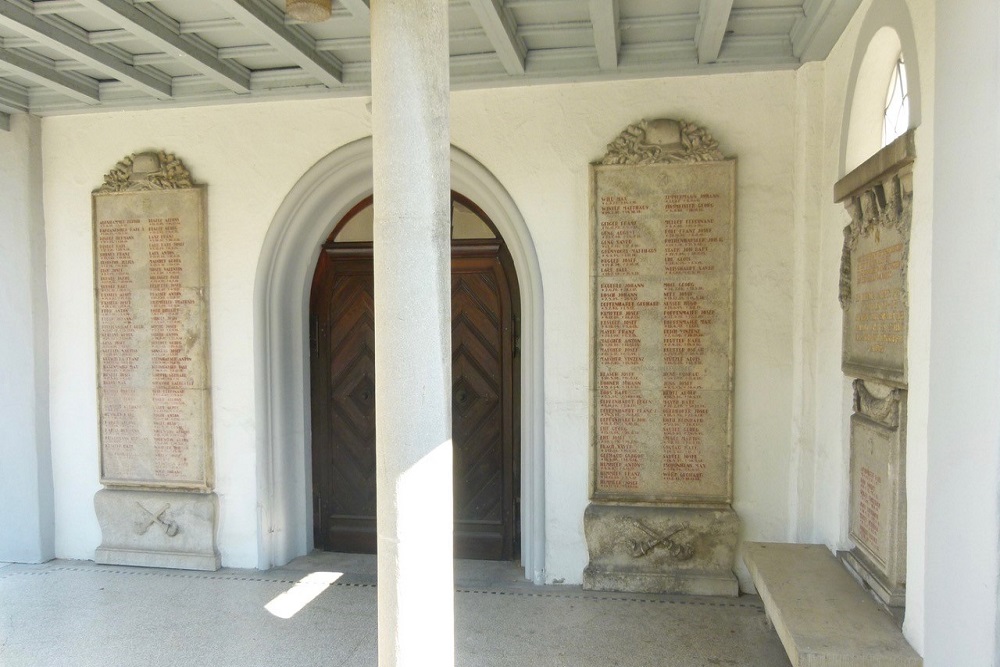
[{"x1": 265, "y1": 571, "x2": 343, "y2": 619}]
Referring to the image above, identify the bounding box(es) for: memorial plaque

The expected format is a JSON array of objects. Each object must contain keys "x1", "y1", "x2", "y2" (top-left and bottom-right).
[
  {"x1": 835, "y1": 132, "x2": 914, "y2": 607},
  {"x1": 591, "y1": 127, "x2": 735, "y2": 505},
  {"x1": 92, "y1": 151, "x2": 219, "y2": 570},
  {"x1": 584, "y1": 119, "x2": 739, "y2": 596},
  {"x1": 837, "y1": 131, "x2": 914, "y2": 386},
  {"x1": 845, "y1": 380, "x2": 907, "y2": 606},
  {"x1": 94, "y1": 154, "x2": 211, "y2": 490}
]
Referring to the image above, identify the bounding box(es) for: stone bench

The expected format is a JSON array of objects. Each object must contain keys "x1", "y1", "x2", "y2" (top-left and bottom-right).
[{"x1": 742, "y1": 542, "x2": 922, "y2": 667}]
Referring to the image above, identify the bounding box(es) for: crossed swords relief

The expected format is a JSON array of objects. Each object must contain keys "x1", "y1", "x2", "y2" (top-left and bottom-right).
[
  {"x1": 624, "y1": 518, "x2": 694, "y2": 561},
  {"x1": 135, "y1": 502, "x2": 180, "y2": 537}
]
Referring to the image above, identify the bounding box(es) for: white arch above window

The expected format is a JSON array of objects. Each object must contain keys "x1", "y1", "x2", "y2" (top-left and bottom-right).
[
  {"x1": 839, "y1": 0, "x2": 921, "y2": 176},
  {"x1": 846, "y1": 26, "x2": 904, "y2": 171}
]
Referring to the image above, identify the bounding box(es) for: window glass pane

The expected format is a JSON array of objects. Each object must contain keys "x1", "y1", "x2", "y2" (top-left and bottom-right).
[
  {"x1": 333, "y1": 198, "x2": 495, "y2": 242},
  {"x1": 333, "y1": 202, "x2": 374, "y2": 242},
  {"x1": 882, "y1": 58, "x2": 909, "y2": 146},
  {"x1": 452, "y1": 201, "x2": 496, "y2": 239}
]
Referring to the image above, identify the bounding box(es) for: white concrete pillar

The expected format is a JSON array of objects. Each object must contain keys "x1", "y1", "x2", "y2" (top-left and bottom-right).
[
  {"x1": 0, "y1": 113, "x2": 54, "y2": 563},
  {"x1": 370, "y1": 2, "x2": 454, "y2": 666},
  {"x1": 925, "y1": 0, "x2": 1000, "y2": 663}
]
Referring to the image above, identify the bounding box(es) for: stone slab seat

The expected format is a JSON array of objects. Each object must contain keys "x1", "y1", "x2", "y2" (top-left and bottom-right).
[{"x1": 742, "y1": 542, "x2": 921, "y2": 667}]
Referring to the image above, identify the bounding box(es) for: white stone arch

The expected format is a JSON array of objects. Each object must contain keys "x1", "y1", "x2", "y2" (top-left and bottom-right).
[
  {"x1": 253, "y1": 137, "x2": 546, "y2": 582},
  {"x1": 840, "y1": 0, "x2": 922, "y2": 174}
]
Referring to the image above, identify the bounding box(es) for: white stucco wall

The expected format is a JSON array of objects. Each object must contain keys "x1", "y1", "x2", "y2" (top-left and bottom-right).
[
  {"x1": 924, "y1": 0, "x2": 1000, "y2": 663},
  {"x1": 42, "y1": 72, "x2": 798, "y2": 586},
  {"x1": 0, "y1": 113, "x2": 54, "y2": 563}
]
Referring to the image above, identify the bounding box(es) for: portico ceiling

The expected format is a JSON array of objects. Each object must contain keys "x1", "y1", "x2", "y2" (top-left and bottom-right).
[{"x1": 0, "y1": 0, "x2": 861, "y2": 118}]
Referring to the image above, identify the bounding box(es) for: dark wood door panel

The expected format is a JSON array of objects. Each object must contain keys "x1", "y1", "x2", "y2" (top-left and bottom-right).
[
  {"x1": 311, "y1": 242, "x2": 517, "y2": 560},
  {"x1": 311, "y1": 252, "x2": 378, "y2": 553}
]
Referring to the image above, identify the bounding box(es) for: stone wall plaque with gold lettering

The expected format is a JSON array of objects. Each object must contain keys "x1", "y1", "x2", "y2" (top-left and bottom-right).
[
  {"x1": 844, "y1": 379, "x2": 907, "y2": 607},
  {"x1": 836, "y1": 131, "x2": 914, "y2": 387},
  {"x1": 590, "y1": 119, "x2": 735, "y2": 505},
  {"x1": 584, "y1": 119, "x2": 739, "y2": 596},
  {"x1": 835, "y1": 130, "x2": 915, "y2": 608},
  {"x1": 92, "y1": 151, "x2": 219, "y2": 571}
]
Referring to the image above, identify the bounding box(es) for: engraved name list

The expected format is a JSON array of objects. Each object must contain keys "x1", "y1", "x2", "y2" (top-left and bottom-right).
[
  {"x1": 593, "y1": 161, "x2": 735, "y2": 504},
  {"x1": 94, "y1": 187, "x2": 211, "y2": 489}
]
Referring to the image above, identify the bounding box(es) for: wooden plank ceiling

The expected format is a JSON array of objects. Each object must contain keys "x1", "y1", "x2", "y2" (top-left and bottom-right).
[{"x1": 0, "y1": 0, "x2": 861, "y2": 119}]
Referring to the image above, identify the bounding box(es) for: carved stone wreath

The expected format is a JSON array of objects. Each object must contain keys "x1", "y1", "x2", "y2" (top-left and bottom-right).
[
  {"x1": 600, "y1": 118, "x2": 725, "y2": 165},
  {"x1": 97, "y1": 150, "x2": 194, "y2": 193},
  {"x1": 852, "y1": 379, "x2": 903, "y2": 428}
]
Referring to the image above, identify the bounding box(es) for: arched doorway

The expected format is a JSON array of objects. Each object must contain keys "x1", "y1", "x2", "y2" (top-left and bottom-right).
[
  {"x1": 309, "y1": 193, "x2": 521, "y2": 560},
  {"x1": 254, "y1": 139, "x2": 545, "y2": 581}
]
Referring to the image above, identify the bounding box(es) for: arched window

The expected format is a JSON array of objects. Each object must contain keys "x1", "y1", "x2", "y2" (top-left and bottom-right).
[{"x1": 882, "y1": 56, "x2": 909, "y2": 146}]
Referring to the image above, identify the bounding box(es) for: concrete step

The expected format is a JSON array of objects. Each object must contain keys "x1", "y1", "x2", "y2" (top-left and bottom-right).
[{"x1": 742, "y1": 542, "x2": 921, "y2": 667}]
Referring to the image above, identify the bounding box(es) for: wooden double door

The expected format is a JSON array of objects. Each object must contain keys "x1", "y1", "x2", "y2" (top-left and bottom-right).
[{"x1": 310, "y1": 236, "x2": 519, "y2": 561}]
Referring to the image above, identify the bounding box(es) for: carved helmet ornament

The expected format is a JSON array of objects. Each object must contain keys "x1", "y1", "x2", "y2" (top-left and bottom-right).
[{"x1": 600, "y1": 118, "x2": 726, "y2": 165}]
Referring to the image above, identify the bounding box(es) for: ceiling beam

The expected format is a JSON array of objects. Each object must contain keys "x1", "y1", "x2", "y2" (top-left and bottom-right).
[
  {"x1": 0, "y1": 112, "x2": 9, "y2": 131},
  {"x1": 178, "y1": 18, "x2": 242, "y2": 34},
  {"x1": 588, "y1": 0, "x2": 620, "y2": 70},
  {"x1": 468, "y1": 0, "x2": 525, "y2": 75},
  {"x1": 32, "y1": 1, "x2": 87, "y2": 16},
  {"x1": 74, "y1": 0, "x2": 251, "y2": 94},
  {"x1": 695, "y1": 0, "x2": 734, "y2": 64},
  {"x1": 791, "y1": 0, "x2": 862, "y2": 62},
  {"x1": 0, "y1": 47, "x2": 100, "y2": 103},
  {"x1": 337, "y1": 0, "x2": 370, "y2": 22},
  {"x1": 0, "y1": 0, "x2": 171, "y2": 99},
  {"x1": 0, "y1": 77, "x2": 28, "y2": 115},
  {"x1": 210, "y1": 0, "x2": 343, "y2": 87}
]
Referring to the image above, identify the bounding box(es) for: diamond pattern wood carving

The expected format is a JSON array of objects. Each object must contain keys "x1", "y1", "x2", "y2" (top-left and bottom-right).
[{"x1": 310, "y1": 241, "x2": 517, "y2": 560}]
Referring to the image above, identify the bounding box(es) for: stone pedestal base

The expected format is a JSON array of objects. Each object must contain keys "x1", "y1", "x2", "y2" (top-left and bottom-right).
[
  {"x1": 842, "y1": 549, "x2": 905, "y2": 608},
  {"x1": 95, "y1": 488, "x2": 220, "y2": 571},
  {"x1": 583, "y1": 503, "x2": 739, "y2": 596}
]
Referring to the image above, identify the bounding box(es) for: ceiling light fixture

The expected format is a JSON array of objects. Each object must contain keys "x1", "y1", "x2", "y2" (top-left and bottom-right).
[{"x1": 286, "y1": 0, "x2": 332, "y2": 23}]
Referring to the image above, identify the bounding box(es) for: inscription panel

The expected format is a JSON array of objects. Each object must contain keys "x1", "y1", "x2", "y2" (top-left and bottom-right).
[
  {"x1": 94, "y1": 187, "x2": 211, "y2": 489},
  {"x1": 849, "y1": 409, "x2": 906, "y2": 577},
  {"x1": 592, "y1": 160, "x2": 735, "y2": 504},
  {"x1": 843, "y1": 226, "x2": 908, "y2": 383}
]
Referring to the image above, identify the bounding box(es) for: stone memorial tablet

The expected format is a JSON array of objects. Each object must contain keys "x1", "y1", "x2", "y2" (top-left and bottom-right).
[
  {"x1": 591, "y1": 126, "x2": 735, "y2": 504},
  {"x1": 836, "y1": 131, "x2": 914, "y2": 386},
  {"x1": 844, "y1": 380, "x2": 907, "y2": 607},
  {"x1": 93, "y1": 153, "x2": 212, "y2": 489},
  {"x1": 584, "y1": 119, "x2": 739, "y2": 597},
  {"x1": 92, "y1": 151, "x2": 219, "y2": 571},
  {"x1": 835, "y1": 130, "x2": 914, "y2": 607}
]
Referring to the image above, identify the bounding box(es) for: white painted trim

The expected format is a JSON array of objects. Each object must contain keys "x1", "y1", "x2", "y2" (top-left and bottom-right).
[
  {"x1": 253, "y1": 138, "x2": 546, "y2": 582},
  {"x1": 838, "y1": 0, "x2": 921, "y2": 177}
]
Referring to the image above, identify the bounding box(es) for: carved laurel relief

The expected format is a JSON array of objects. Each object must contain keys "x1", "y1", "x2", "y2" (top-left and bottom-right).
[
  {"x1": 839, "y1": 172, "x2": 912, "y2": 308},
  {"x1": 852, "y1": 378, "x2": 903, "y2": 428},
  {"x1": 97, "y1": 151, "x2": 194, "y2": 193},
  {"x1": 600, "y1": 118, "x2": 726, "y2": 165}
]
